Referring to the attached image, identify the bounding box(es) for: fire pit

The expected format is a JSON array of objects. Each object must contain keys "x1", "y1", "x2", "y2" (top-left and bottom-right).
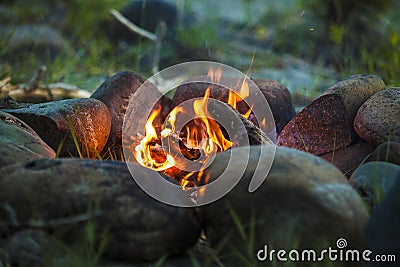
[{"x1": 122, "y1": 62, "x2": 276, "y2": 205}]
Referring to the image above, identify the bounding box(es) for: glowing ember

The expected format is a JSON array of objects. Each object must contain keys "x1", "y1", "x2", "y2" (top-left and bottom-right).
[{"x1": 133, "y1": 68, "x2": 254, "y2": 187}]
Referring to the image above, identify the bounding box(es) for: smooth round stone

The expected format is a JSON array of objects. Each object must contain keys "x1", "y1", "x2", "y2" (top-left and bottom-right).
[
  {"x1": 200, "y1": 146, "x2": 368, "y2": 253},
  {"x1": 350, "y1": 161, "x2": 400, "y2": 208},
  {"x1": 91, "y1": 71, "x2": 169, "y2": 159},
  {"x1": 0, "y1": 158, "x2": 201, "y2": 262},
  {"x1": 4, "y1": 98, "x2": 110, "y2": 158},
  {"x1": 354, "y1": 87, "x2": 400, "y2": 146},
  {"x1": 0, "y1": 111, "x2": 55, "y2": 168}
]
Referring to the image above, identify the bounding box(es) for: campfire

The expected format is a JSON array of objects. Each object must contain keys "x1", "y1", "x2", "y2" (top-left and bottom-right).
[{"x1": 127, "y1": 67, "x2": 272, "y2": 189}]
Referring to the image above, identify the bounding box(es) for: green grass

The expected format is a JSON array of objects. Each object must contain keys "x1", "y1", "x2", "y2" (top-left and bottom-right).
[
  {"x1": 3, "y1": 0, "x2": 400, "y2": 92},
  {"x1": 184, "y1": 203, "x2": 345, "y2": 267}
]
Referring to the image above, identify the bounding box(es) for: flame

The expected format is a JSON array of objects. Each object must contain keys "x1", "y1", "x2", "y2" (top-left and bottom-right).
[
  {"x1": 193, "y1": 88, "x2": 232, "y2": 153},
  {"x1": 134, "y1": 108, "x2": 175, "y2": 171},
  {"x1": 133, "y1": 68, "x2": 255, "y2": 188},
  {"x1": 227, "y1": 78, "x2": 252, "y2": 119}
]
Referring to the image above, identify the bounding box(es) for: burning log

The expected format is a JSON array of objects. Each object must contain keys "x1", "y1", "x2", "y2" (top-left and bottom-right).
[
  {"x1": 207, "y1": 100, "x2": 272, "y2": 146},
  {"x1": 126, "y1": 68, "x2": 274, "y2": 188},
  {"x1": 127, "y1": 100, "x2": 272, "y2": 186}
]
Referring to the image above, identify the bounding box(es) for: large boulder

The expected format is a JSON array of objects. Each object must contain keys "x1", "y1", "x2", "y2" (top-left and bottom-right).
[
  {"x1": 4, "y1": 98, "x2": 110, "y2": 158},
  {"x1": 278, "y1": 74, "x2": 385, "y2": 155},
  {"x1": 0, "y1": 158, "x2": 201, "y2": 262},
  {"x1": 200, "y1": 146, "x2": 369, "y2": 257},
  {"x1": 0, "y1": 111, "x2": 55, "y2": 168}
]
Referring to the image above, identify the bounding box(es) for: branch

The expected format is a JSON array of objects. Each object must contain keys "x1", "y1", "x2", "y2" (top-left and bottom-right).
[
  {"x1": 152, "y1": 21, "x2": 167, "y2": 74},
  {"x1": 110, "y1": 9, "x2": 157, "y2": 42}
]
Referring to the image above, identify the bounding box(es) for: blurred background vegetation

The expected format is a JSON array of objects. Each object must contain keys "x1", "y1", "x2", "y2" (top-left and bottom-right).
[{"x1": 1, "y1": 0, "x2": 399, "y2": 96}]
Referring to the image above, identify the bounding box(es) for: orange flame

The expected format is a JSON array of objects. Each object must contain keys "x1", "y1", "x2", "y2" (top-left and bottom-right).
[
  {"x1": 193, "y1": 88, "x2": 232, "y2": 154},
  {"x1": 133, "y1": 68, "x2": 255, "y2": 187},
  {"x1": 227, "y1": 78, "x2": 252, "y2": 118}
]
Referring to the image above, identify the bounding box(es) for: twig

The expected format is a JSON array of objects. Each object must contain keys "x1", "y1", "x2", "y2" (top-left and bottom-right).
[
  {"x1": 1, "y1": 68, "x2": 90, "y2": 102},
  {"x1": 0, "y1": 77, "x2": 11, "y2": 89},
  {"x1": 152, "y1": 21, "x2": 167, "y2": 74},
  {"x1": 27, "y1": 65, "x2": 47, "y2": 91},
  {"x1": 109, "y1": 9, "x2": 157, "y2": 42},
  {"x1": 109, "y1": 8, "x2": 168, "y2": 74}
]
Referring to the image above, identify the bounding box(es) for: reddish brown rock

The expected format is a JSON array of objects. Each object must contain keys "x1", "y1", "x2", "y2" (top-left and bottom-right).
[
  {"x1": 0, "y1": 111, "x2": 55, "y2": 168},
  {"x1": 368, "y1": 141, "x2": 400, "y2": 165},
  {"x1": 252, "y1": 79, "x2": 295, "y2": 133},
  {"x1": 4, "y1": 98, "x2": 110, "y2": 158},
  {"x1": 91, "y1": 71, "x2": 170, "y2": 159},
  {"x1": 171, "y1": 76, "x2": 234, "y2": 108},
  {"x1": 354, "y1": 87, "x2": 400, "y2": 146},
  {"x1": 278, "y1": 74, "x2": 385, "y2": 155},
  {"x1": 0, "y1": 158, "x2": 201, "y2": 262},
  {"x1": 319, "y1": 139, "x2": 375, "y2": 177}
]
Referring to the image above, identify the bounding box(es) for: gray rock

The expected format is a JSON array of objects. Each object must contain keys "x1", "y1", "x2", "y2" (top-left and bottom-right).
[
  {"x1": 4, "y1": 98, "x2": 111, "y2": 158},
  {"x1": 0, "y1": 158, "x2": 201, "y2": 262},
  {"x1": 354, "y1": 87, "x2": 400, "y2": 146},
  {"x1": 0, "y1": 111, "x2": 55, "y2": 168},
  {"x1": 278, "y1": 74, "x2": 385, "y2": 155},
  {"x1": 350, "y1": 161, "x2": 400, "y2": 208},
  {"x1": 200, "y1": 146, "x2": 368, "y2": 254},
  {"x1": 6, "y1": 230, "x2": 60, "y2": 267}
]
